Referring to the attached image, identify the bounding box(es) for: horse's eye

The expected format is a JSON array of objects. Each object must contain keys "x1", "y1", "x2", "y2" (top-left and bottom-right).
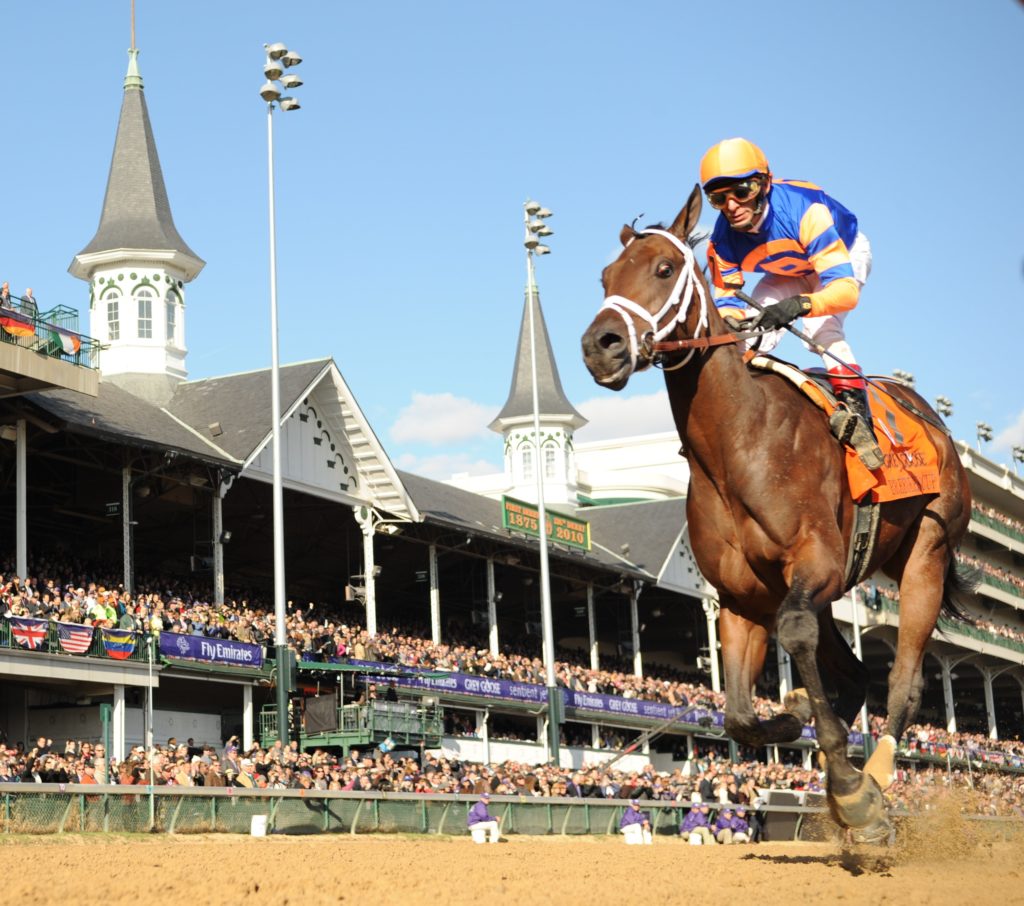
[{"x1": 655, "y1": 262, "x2": 674, "y2": 279}]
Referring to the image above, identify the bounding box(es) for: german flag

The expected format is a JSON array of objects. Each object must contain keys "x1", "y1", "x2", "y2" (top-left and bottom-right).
[{"x1": 0, "y1": 311, "x2": 35, "y2": 338}]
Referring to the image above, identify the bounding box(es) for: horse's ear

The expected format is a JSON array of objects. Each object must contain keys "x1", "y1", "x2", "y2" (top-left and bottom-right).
[
  {"x1": 619, "y1": 224, "x2": 637, "y2": 247},
  {"x1": 668, "y1": 184, "x2": 703, "y2": 242}
]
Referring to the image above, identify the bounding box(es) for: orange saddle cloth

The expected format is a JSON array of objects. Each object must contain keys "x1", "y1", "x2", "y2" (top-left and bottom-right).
[
  {"x1": 846, "y1": 383, "x2": 941, "y2": 503},
  {"x1": 747, "y1": 356, "x2": 942, "y2": 504}
]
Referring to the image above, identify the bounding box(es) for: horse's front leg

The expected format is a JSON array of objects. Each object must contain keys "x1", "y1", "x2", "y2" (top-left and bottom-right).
[
  {"x1": 776, "y1": 571, "x2": 890, "y2": 844},
  {"x1": 719, "y1": 605, "x2": 806, "y2": 746}
]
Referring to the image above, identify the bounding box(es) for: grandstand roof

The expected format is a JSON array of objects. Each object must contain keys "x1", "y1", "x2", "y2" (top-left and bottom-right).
[
  {"x1": 489, "y1": 288, "x2": 586, "y2": 432},
  {"x1": 24, "y1": 359, "x2": 330, "y2": 467},
  {"x1": 399, "y1": 469, "x2": 687, "y2": 582},
  {"x1": 70, "y1": 49, "x2": 204, "y2": 278}
]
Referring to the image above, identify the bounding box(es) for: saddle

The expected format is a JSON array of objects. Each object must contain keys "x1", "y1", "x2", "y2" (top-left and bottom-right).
[{"x1": 746, "y1": 355, "x2": 943, "y2": 588}]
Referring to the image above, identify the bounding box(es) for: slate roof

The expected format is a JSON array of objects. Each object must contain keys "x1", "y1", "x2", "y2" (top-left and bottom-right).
[
  {"x1": 74, "y1": 51, "x2": 203, "y2": 267},
  {"x1": 489, "y1": 288, "x2": 586, "y2": 430},
  {"x1": 399, "y1": 470, "x2": 685, "y2": 581},
  {"x1": 25, "y1": 360, "x2": 331, "y2": 468},
  {"x1": 166, "y1": 359, "x2": 330, "y2": 463}
]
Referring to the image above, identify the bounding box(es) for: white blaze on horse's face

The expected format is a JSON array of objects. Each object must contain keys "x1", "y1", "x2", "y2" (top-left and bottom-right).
[{"x1": 599, "y1": 229, "x2": 709, "y2": 376}]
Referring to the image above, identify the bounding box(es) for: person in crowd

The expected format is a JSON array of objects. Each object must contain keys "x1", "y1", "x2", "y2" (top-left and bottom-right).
[
  {"x1": 679, "y1": 795, "x2": 715, "y2": 845},
  {"x1": 467, "y1": 790, "x2": 501, "y2": 844},
  {"x1": 619, "y1": 798, "x2": 653, "y2": 845}
]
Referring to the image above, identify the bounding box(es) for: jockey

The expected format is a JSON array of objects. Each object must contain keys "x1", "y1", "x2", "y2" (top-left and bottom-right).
[{"x1": 700, "y1": 137, "x2": 884, "y2": 471}]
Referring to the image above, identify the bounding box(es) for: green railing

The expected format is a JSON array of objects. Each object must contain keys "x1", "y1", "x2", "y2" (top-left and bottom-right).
[
  {"x1": 0, "y1": 617, "x2": 151, "y2": 664},
  {"x1": 976, "y1": 572, "x2": 1024, "y2": 602},
  {"x1": 972, "y1": 508, "x2": 1024, "y2": 545},
  {"x1": 872, "y1": 595, "x2": 1024, "y2": 657},
  {"x1": 0, "y1": 298, "x2": 100, "y2": 370},
  {"x1": 0, "y1": 784, "x2": 829, "y2": 839}
]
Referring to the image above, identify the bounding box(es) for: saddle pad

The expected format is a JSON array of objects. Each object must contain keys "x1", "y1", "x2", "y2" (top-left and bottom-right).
[{"x1": 747, "y1": 356, "x2": 941, "y2": 503}]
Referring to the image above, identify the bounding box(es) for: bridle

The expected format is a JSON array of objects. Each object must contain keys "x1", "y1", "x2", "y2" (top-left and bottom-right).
[{"x1": 599, "y1": 229, "x2": 712, "y2": 373}]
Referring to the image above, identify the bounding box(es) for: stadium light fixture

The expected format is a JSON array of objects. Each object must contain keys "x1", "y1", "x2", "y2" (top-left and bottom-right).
[
  {"x1": 523, "y1": 197, "x2": 561, "y2": 766},
  {"x1": 935, "y1": 396, "x2": 953, "y2": 419},
  {"x1": 892, "y1": 369, "x2": 915, "y2": 388},
  {"x1": 976, "y1": 422, "x2": 993, "y2": 452},
  {"x1": 260, "y1": 41, "x2": 304, "y2": 748},
  {"x1": 1012, "y1": 444, "x2": 1024, "y2": 476}
]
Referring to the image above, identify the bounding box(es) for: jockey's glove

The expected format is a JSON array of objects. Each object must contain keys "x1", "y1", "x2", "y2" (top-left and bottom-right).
[{"x1": 750, "y1": 295, "x2": 812, "y2": 332}]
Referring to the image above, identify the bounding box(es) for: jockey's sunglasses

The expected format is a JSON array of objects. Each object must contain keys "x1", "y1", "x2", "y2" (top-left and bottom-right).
[{"x1": 705, "y1": 179, "x2": 762, "y2": 210}]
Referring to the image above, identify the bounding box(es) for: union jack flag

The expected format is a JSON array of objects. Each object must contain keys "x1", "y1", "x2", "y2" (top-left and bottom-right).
[
  {"x1": 56, "y1": 621, "x2": 94, "y2": 655},
  {"x1": 10, "y1": 617, "x2": 48, "y2": 650}
]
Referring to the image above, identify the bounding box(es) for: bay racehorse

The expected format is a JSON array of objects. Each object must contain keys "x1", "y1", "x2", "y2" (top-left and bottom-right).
[{"x1": 581, "y1": 185, "x2": 971, "y2": 843}]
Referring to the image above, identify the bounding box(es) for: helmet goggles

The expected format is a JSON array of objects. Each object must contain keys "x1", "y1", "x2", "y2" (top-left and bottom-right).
[{"x1": 705, "y1": 178, "x2": 763, "y2": 210}]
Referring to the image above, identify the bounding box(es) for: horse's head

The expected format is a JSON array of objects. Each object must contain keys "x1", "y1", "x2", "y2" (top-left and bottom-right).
[{"x1": 581, "y1": 184, "x2": 711, "y2": 390}]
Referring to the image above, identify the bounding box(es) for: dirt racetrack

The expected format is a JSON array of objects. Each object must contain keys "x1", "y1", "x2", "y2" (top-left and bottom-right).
[{"x1": 3, "y1": 821, "x2": 1024, "y2": 906}]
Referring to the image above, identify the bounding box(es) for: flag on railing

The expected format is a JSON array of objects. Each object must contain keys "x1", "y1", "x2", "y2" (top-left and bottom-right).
[
  {"x1": 10, "y1": 616, "x2": 48, "y2": 650},
  {"x1": 0, "y1": 311, "x2": 36, "y2": 338},
  {"x1": 46, "y1": 327, "x2": 81, "y2": 355},
  {"x1": 56, "y1": 621, "x2": 94, "y2": 655},
  {"x1": 101, "y1": 627, "x2": 137, "y2": 660}
]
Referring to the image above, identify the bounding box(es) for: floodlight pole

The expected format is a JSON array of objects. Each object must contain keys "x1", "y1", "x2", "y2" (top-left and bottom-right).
[{"x1": 524, "y1": 201, "x2": 560, "y2": 765}]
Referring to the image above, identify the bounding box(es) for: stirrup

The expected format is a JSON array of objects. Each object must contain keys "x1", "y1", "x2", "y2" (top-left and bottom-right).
[{"x1": 829, "y1": 408, "x2": 885, "y2": 471}]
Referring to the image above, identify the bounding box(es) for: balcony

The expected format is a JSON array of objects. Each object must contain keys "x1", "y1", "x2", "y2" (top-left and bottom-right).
[{"x1": 1, "y1": 299, "x2": 100, "y2": 397}]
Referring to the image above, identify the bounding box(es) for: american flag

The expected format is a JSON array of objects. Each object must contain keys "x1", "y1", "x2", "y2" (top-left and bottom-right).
[
  {"x1": 56, "y1": 621, "x2": 94, "y2": 655},
  {"x1": 9, "y1": 617, "x2": 48, "y2": 650}
]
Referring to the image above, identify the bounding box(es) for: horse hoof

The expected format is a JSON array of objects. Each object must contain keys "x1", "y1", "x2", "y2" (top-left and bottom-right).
[
  {"x1": 829, "y1": 772, "x2": 891, "y2": 844},
  {"x1": 783, "y1": 688, "x2": 813, "y2": 723}
]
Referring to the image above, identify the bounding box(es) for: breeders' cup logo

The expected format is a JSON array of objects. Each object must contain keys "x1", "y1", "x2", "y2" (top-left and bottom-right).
[{"x1": 176, "y1": 636, "x2": 191, "y2": 655}]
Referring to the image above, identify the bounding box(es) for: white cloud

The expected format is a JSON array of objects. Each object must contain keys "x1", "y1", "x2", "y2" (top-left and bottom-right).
[
  {"x1": 395, "y1": 451, "x2": 499, "y2": 481},
  {"x1": 574, "y1": 389, "x2": 676, "y2": 442},
  {"x1": 993, "y1": 409, "x2": 1024, "y2": 452},
  {"x1": 389, "y1": 392, "x2": 493, "y2": 445}
]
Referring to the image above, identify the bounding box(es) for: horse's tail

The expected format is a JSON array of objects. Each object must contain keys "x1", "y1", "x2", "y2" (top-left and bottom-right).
[{"x1": 939, "y1": 559, "x2": 979, "y2": 627}]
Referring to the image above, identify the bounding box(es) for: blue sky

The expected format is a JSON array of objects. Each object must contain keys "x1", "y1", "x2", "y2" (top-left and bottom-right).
[{"x1": 4, "y1": 2, "x2": 1023, "y2": 479}]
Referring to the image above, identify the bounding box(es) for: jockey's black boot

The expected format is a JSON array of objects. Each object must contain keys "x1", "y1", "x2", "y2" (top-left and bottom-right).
[{"x1": 831, "y1": 387, "x2": 885, "y2": 471}]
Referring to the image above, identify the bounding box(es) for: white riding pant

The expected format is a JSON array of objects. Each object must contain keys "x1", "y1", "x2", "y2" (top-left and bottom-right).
[
  {"x1": 621, "y1": 824, "x2": 653, "y2": 845},
  {"x1": 746, "y1": 231, "x2": 871, "y2": 371},
  {"x1": 470, "y1": 820, "x2": 500, "y2": 843}
]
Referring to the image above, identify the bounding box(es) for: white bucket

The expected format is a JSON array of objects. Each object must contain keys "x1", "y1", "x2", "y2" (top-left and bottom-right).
[
  {"x1": 688, "y1": 832, "x2": 704, "y2": 845},
  {"x1": 250, "y1": 814, "x2": 268, "y2": 837}
]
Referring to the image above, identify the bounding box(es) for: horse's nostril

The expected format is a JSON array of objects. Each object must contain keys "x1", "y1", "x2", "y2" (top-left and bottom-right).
[{"x1": 598, "y1": 332, "x2": 622, "y2": 351}]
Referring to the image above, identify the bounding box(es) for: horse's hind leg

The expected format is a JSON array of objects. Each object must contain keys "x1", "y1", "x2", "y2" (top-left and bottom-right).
[{"x1": 776, "y1": 576, "x2": 890, "y2": 843}]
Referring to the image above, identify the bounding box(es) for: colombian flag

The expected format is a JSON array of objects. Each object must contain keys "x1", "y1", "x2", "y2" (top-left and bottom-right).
[
  {"x1": 101, "y1": 627, "x2": 137, "y2": 660},
  {"x1": 0, "y1": 312, "x2": 35, "y2": 338}
]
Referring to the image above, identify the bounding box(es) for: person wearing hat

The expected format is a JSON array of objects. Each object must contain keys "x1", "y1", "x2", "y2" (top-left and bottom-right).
[
  {"x1": 699, "y1": 137, "x2": 883, "y2": 470},
  {"x1": 466, "y1": 791, "x2": 500, "y2": 844},
  {"x1": 679, "y1": 794, "x2": 715, "y2": 845},
  {"x1": 619, "y1": 798, "x2": 653, "y2": 845},
  {"x1": 713, "y1": 805, "x2": 751, "y2": 845}
]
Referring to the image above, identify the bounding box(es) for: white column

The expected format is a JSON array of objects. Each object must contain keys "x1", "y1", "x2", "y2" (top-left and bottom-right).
[
  {"x1": 478, "y1": 709, "x2": 490, "y2": 766},
  {"x1": 16, "y1": 419, "x2": 27, "y2": 578},
  {"x1": 980, "y1": 668, "x2": 998, "y2": 741},
  {"x1": 630, "y1": 582, "x2": 642, "y2": 678},
  {"x1": 704, "y1": 598, "x2": 721, "y2": 694},
  {"x1": 486, "y1": 558, "x2": 499, "y2": 656},
  {"x1": 112, "y1": 684, "x2": 126, "y2": 762},
  {"x1": 848, "y1": 586, "x2": 870, "y2": 737},
  {"x1": 586, "y1": 583, "x2": 599, "y2": 672},
  {"x1": 428, "y1": 544, "x2": 441, "y2": 644},
  {"x1": 243, "y1": 685, "x2": 254, "y2": 751},
  {"x1": 122, "y1": 464, "x2": 133, "y2": 593},
  {"x1": 212, "y1": 487, "x2": 225, "y2": 606},
  {"x1": 592, "y1": 724, "x2": 601, "y2": 749},
  {"x1": 939, "y1": 659, "x2": 957, "y2": 733},
  {"x1": 360, "y1": 516, "x2": 377, "y2": 637}
]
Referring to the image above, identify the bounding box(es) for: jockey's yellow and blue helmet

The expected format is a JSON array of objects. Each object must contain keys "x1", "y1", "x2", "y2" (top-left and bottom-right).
[{"x1": 699, "y1": 138, "x2": 771, "y2": 190}]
